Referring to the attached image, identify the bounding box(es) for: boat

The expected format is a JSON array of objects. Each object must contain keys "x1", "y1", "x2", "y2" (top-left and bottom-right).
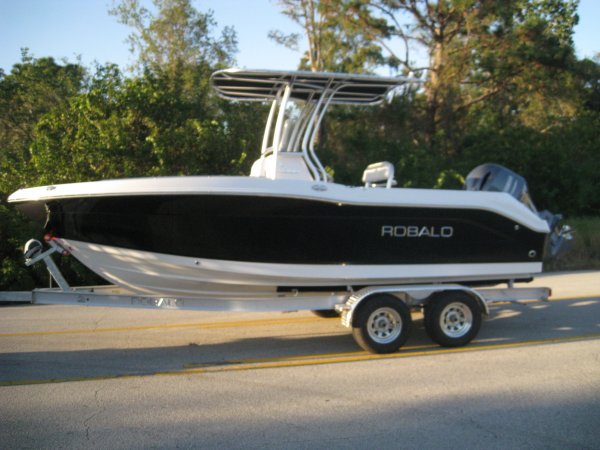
[{"x1": 8, "y1": 69, "x2": 569, "y2": 297}]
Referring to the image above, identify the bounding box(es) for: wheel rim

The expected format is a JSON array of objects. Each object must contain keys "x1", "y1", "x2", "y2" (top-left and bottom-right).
[
  {"x1": 367, "y1": 307, "x2": 403, "y2": 344},
  {"x1": 439, "y1": 302, "x2": 473, "y2": 338}
]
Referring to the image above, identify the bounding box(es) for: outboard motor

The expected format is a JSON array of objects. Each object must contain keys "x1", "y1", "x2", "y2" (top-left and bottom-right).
[
  {"x1": 537, "y1": 210, "x2": 573, "y2": 259},
  {"x1": 465, "y1": 163, "x2": 572, "y2": 259},
  {"x1": 464, "y1": 163, "x2": 536, "y2": 210}
]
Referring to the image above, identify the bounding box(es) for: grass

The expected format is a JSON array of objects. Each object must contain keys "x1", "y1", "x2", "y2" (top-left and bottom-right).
[{"x1": 545, "y1": 216, "x2": 600, "y2": 272}]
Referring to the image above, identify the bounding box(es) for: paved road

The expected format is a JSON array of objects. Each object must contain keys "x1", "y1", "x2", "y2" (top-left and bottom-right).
[{"x1": 1, "y1": 272, "x2": 599, "y2": 449}]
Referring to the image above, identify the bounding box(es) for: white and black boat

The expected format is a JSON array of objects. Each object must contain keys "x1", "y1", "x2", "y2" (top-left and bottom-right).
[{"x1": 8, "y1": 69, "x2": 568, "y2": 297}]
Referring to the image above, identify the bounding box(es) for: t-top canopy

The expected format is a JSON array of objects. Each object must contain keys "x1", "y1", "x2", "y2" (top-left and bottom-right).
[{"x1": 211, "y1": 68, "x2": 414, "y2": 105}]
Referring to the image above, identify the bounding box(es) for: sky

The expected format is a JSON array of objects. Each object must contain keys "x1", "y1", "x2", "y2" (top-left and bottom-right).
[{"x1": 0, "y1": 0, "x2": 598, "y2": 74}]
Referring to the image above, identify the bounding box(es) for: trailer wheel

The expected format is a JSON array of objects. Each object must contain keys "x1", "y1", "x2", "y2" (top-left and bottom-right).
[
  {"x1": 424, "y1": 292, "x2": 482, "y2": 347},
  {"x1": 351, "y1": 294, "x2": 411, "y2": 354}
]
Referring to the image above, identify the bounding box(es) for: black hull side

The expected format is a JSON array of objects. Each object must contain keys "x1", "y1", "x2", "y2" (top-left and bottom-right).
[{"x1": 20, "y1": 194, "x2": 547, "y2": 265}]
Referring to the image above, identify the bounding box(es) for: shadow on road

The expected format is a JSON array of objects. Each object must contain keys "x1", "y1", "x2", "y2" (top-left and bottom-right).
[{"x1": 1, "y1": 297, "x2": 599, "y2": 385}]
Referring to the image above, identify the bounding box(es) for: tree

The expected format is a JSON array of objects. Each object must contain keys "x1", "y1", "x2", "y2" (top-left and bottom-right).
[
  {"x1": 270, "y1": 0, "x2": 390, "y2": 72},
  {"x1": 0, "y1": 52, "x2": 85, "y2": 194},
  {"x1": 29, "y1": 63, "x2": 151, "y2": 184},
  {"x1": 370, "y1": 0, "x2": 581, "y2": 142},
  {"x1": 110, "y1": 0, "x2": 237, "y2": 76},
  {"x1": 29, "y1": 63, "x2": 266, "y2": 183},
  {"x1": 574, "y1": 55, "x2": 600, "y2": 113}
]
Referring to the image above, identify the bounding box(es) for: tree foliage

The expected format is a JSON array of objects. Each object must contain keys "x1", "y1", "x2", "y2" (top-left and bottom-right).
[
  {"x1": 109, "y1": 0, "x2": 237, "y2": 74},
  {"x1": 28, "y1": 64, "x2": 265, "y2": 184},
  {"x1": 357, "y1": 0, "x2": 582, "y2": 143},
  {"x1": 0, "y1": 51, "x2": 85, "y2": 193},
  {"x1": 270, "y1": 0, "x2": 390, "y2": 72}
]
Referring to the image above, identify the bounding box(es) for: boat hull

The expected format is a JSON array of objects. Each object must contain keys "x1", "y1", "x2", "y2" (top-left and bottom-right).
[
  {"x1": 9, "y1": 177, "x2": 550, "y2": 295},
  {"x1": 58, "y1": 239, "x2": 543, "y2": 296}
]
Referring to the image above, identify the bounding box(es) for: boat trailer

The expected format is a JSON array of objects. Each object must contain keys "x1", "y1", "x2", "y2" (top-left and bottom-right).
[{"x1": 0, "y1": 238, "x2": 551, "y2": 354}]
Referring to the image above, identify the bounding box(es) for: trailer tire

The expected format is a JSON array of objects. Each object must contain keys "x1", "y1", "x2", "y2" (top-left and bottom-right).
[
  {"x1": 424, "y1": 292, "x2": 482, "y2": 347},
  {"x1": 351, "y1": 294, "x2": 411, "y2": 354}
]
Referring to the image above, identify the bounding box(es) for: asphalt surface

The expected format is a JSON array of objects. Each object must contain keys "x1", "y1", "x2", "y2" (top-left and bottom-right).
[{"x1": 1, "y1": 271, "x2": 599, "y2": 449}]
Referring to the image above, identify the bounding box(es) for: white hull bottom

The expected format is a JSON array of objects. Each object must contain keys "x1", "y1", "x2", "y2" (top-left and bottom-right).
[{"x1": 61, "y1": 239, "x2": 543, "y2": 297}]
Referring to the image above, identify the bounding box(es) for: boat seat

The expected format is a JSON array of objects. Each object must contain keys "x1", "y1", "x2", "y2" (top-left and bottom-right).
[{"x1": 362, "y1": 162, "x2": 397, "y2": 188}]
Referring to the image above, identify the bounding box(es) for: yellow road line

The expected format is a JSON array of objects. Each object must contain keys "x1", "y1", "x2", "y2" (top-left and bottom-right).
[
  {"x1": 184, "y1": 333, "x2": 600, "y2": 373},
  {"x1": 549, "y1": 294, "x2": 600, "y2": 302},
  {"x1": 183, "y1": 343, "x2": 437, "y2": 368},
  {"x1": 2, "y1": 333, "x2": 599, "y2": 387},
  {"x1": 0, "y1": 316, "x2": 331, "y2": 337},
  {"x1": 485, "y1": 294, "x2": 600, "y2": 306}
]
